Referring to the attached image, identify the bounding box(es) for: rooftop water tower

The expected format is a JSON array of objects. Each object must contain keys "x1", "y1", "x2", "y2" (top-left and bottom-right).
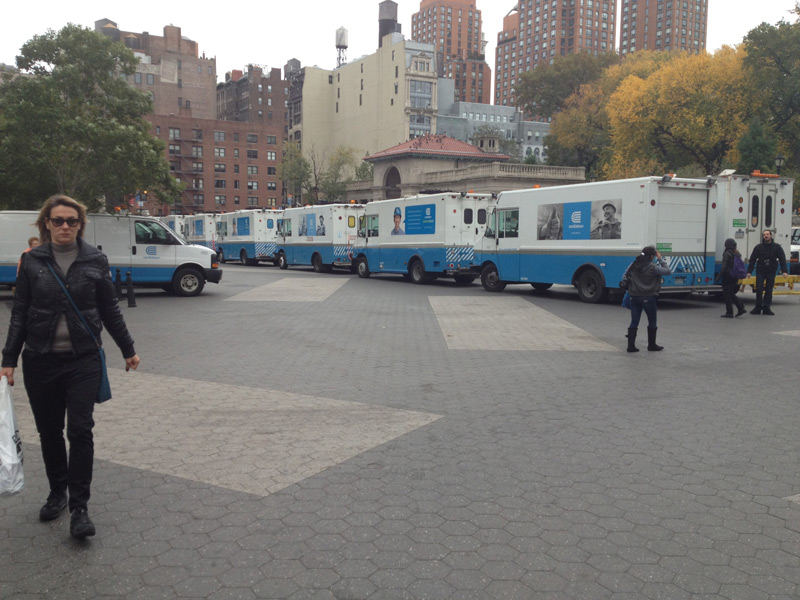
[{"x1": 336, "y1": 27, "x2": 348, "y2": 67}]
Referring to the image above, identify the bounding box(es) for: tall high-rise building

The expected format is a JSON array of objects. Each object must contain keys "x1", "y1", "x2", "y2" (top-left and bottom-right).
[
  {"x1": 495, "y1": 0, "x2": 617, "y2": 107},
  {"x1": 619, "y1": 0, "x2": 708, "y2": 55},
  {"x1": 411, "y1": 0, "x2": 492, "y2": 104}
]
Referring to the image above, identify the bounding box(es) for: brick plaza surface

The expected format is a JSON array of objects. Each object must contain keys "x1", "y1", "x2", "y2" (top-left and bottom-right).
[{"x1": 1, "y1": 265, "x2": 799, "y2": 599}]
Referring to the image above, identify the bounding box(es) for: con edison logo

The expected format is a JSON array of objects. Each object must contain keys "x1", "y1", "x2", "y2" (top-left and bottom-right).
[
  {"x1": 570, "y1": 211, "x2": 582, "y2": 224},
  {"x1": 145, "y1": 246, "x2": 158, "y2": 256}
]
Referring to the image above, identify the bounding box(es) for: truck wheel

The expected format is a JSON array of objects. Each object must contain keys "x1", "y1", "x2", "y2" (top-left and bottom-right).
[
  {"x1": 172, "y1": 267, "x2": 204, "y2": 297},
  {"x1": 481, "y1": 264, "x2": 506, "y2": 292},
  {"x1": 454, "y1": 274, "x2": 476, "y2": 285},
  {"x1": 217, "y1": 250, "x2": 226, "y2": 264},
  {"x1": 576, "y1": 270, "x2": 607, "y2": 303},
  {"x1": 240, "y1": 249, "x2": 248, "y2": 265},
  {"x1": 278, "y1": 253, "x2": 288, "y2": 270},
  {"x1": 409, "y1": 259, "x2": 428, "y2": 284},
  {"x1": 312, "y1": 254, "x2": 323, "y2": 273},
  {"x1": 531, "y1": 282, "x2": 553, "y2": 292},
  {"x1": 356, "y1": 257, "x2": 370, "y2": 278}
]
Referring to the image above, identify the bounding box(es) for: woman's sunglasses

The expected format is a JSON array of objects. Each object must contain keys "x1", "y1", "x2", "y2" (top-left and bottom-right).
[{"x1": 48, "y1": 217, "x2": 81, "y2": 227}]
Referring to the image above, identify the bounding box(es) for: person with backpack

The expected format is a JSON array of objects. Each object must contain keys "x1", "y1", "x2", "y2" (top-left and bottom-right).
[
  {"x1": 719, "y1": 238, "x2": 747, "y2": 318},
  {"x1": 623, "y1": 246, "x2": 671, "y2": 352},
  {"x1": 747, "y1": 230, "x2": 788, "y2": 315}
]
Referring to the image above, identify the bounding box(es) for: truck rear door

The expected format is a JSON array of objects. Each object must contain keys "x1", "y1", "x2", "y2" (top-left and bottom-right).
[
  {"x1": 745, "y1": 179, "x2": 780, "y2": 255},
  {"x1": 654, "y1": 185, "x2": 712, "y2": 283}
]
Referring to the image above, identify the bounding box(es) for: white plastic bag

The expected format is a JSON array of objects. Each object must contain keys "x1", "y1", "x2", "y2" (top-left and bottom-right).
[{"x1": 0, "y1": 376, "x2": 24, "y2": 495}]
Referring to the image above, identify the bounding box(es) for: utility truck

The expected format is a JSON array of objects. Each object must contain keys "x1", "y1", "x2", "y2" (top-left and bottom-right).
[
  {"x1": 352, "y1": 192, "x2": 495, "y2": 283},
  {"x1": 473, "y1": 176, "x2": 720, "y2": 302},
  {"x1": 0, "y1": 212, "x2": 222, "y2": 297},
  {"x1": 215, "y1": 209, "x2": 282, "y2": 265},
  {"x1": 276, "y1": 204, "x2": 363, "y2": 272},
  {"x1": 182, "y1": 213, "x2": 219, "y2": 251}
]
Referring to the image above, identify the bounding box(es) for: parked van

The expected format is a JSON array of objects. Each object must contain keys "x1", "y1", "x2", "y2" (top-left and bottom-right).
[
  {"x1": 352, "y1": 192, "x2": 494, "y2": 283},
  {"x1": 0, "y1": 211, "x2": 222, "y2": 297},
  {"x1": 276, "y1": 204, "x2": 363, "y2": 271}
]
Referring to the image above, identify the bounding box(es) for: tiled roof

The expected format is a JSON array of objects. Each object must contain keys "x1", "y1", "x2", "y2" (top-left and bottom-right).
[{"x1": 366, "y1": 134, "x2": 508, "y2": 162}]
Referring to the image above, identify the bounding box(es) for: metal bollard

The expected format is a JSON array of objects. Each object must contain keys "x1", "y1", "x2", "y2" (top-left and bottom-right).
[
  {"x1": 125, "y1": 272, "x2": 137, "y2": 307},
  {"x1": 115, "y1": 268, "x2": 123, "y2": 299}
]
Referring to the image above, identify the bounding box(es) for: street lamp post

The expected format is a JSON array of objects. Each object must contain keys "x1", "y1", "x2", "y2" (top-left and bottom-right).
[{"x1": 775, "y1": 154, "x2": 786, "y2": 175}]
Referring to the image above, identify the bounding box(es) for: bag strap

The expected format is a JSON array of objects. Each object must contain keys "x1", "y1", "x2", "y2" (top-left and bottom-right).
[{"x1": 45, "y1": 262, "x2": 100, "y2": 348}]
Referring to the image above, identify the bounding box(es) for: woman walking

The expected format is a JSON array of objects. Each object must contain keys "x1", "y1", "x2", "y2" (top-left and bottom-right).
[
  {"x1": 1, "y1": 195, "x2": 140, "y2": 538},
  {"x1": 624, "y1": 246, "x2": 671, "y2": 352},
  {"x1": 719, "y1": 238, "x2": 747, "y2": 318}
]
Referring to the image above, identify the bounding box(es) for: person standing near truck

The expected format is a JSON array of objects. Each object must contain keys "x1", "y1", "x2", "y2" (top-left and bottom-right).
[
  {"x1": 624, "y1": 246, "x2": 671, "y2": 352},
  {"x1": 747, "y1": 229, "x2": 788, "y2": 315},
  {"x1": 1, "y1": 195, "x2": 141, "y2": 539}
]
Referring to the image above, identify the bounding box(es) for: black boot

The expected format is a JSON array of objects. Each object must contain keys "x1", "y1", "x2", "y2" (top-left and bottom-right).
[
  {"x1": 627, "y1": 328, "x2": 639, "y2": 353},
  {"x1": 647, "y1": 327, "x2": 663, "y2": 351}
]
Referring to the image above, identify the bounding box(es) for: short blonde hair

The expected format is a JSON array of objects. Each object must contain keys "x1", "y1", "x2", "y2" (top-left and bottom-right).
[{"x1": 36, "y1": 195, "x2": 88, "y2": 242}]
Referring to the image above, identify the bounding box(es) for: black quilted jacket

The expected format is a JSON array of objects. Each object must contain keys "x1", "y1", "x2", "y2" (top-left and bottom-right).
[{"x1": 2, "y1": 238, "x2": 135, "y2": 368}]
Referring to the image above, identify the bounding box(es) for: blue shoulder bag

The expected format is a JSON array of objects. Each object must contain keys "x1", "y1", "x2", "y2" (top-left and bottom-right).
[{"x1": 46, "y1": 263, "x2": 112, "y2": 403}]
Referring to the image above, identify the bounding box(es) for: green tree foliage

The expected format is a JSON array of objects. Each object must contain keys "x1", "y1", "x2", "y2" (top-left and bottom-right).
[
  {"x1": 354, "y1": 160, "x2": 373, "y2": 181},
  {"x1": 0, "y1": 24, "x2": 181, "y2": 211},
  {"x1": 515, "y1": 51, "x2": 621, "y2": 119},
  {"x1": 743, "y1": 4, "x2": 800, "y2": 173},
  {"x1": 277, "y1": 141, "x2": 311, "y2": 205},
  {"x1": 736, "y1": 119, "x2": 778, "y2": 174}
]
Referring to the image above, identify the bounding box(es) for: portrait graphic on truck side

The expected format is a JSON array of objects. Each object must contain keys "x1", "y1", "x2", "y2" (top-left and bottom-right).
[{"x1": 538, "y1": 204, "x2": 564, "y2": 240}]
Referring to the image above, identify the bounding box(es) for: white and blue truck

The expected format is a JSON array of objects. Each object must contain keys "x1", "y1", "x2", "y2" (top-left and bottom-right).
[
  {"x1": 351, "y1": 192, "x2": 495, "y2": 284},
  {"x1": 215, "y1": 209, "x2": 282, "y2": 266},
  {"x1": 1, "y1": 211, "x2": 222, "y2": 297},
  {"x1": 473, "y1": 176, "x2": 722, "y2": 302},
  {"x1": 276, "y1": 204, "x2": 363, "y2": 272}
]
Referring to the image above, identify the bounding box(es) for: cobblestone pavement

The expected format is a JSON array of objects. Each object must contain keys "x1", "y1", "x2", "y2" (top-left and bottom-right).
[{"x1": 1, "y1": 264, "x2": 799, "y2": 599}]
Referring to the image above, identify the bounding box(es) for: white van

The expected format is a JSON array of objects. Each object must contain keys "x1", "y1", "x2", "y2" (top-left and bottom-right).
[
  {"x1": 215, "y1": 209, "x2": 282, "y2": 265},
  {"x1": 276, "y1": 204, "x2": 363, "y2": 271},
  {"x1": 0, "y1": 211, "x2": 222, "y2": 297}
]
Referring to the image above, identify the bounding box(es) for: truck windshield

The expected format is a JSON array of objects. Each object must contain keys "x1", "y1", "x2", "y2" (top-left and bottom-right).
[
  {"x1": 135, "y1": 221, "x2": 179, "y2": 245},
  {"x1": 792, "y1": 228, "x2": 800, "y2": 244}
]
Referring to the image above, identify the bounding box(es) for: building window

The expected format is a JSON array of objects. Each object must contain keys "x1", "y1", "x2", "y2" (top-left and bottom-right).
[
  {"x1": 267, "y1": 182, "x2": 277, "y2": 190},
  {"x1": 234, "y1": 148, "x2": 240, "y2": 158},
  {"x1": 169, "y1": 128, "x2": 181, "y2": 139},
  {"x1": 266, "y1": 136, "x2": 277, "y2": 144},
  {"x1": 247, "y1": 134, "x2": 258, "y2": 143},
  {"x1": 234, "y1": 196, "x2": 240, "y2": 205},
  {"x1": 215, "y1": 195, "x2": 226, "y2": 205},
  {"x1": 247, "y1": 181, "x2": 258, "y2": 190},
  {"x1": 192, "y1": 129, "x2": 203, "y2": 140},
  {"x1": 215, "y1": 180, "x2": 227, "y2": 188},
  {"x1": 147, "y1": 73, "x2": 155, "y2": 85},
  {"x1": 267, "y1": 167, "x2": 277, "y2": 175},
  {"x1": 234, "y1": 180, "x2": 240, "y2": 189},
  {"x1": 234, "y1": 164, "x2": 240, "y2": 174},
  {"x1": 247, "y1": 165, "x2": 259, "y2": 175},
  {"x1": 214, "y1": 163, "x2": 226, "y2": 173},
  {"x1": 192, "y1": 178, "x2": 203, "y2": 189},
  {"x1": 193, "y1": 194, "x2": 204, "y2": 204},
  {"x1": 192, "y1": 146, "x2": 203, "y2": 157},
  {"x1": 247, "y1": 196, "x2": 259, "y2": 206},
  {"x1": 267, "y1": 151, "x2": 276, "y2": 160},
  {"x1": 168, "y1": 144, "x2": 181, "y2": 155},
  {"x1": 214, "y1": 131, "x2": 225, "y2": 142},
  {"x1": 247, "y1": 149, "x2": 258, "y2": 159},
  {"x1": 233, "y1": 133, "x2": 239, "y2": 142},
  {"x1": 192, "y1": 162, "x2": 203, "y2": 173},
  {"x1": 134, "y1": 73, "x2": 142, "y2": 84},
  {"x1": 214, "y1": 147, "x2": 226, "y2": 157}
]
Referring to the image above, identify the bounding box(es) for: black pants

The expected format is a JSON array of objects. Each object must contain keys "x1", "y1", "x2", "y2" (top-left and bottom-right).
[
  {"x1": 754, "y1": 269, "x2": 777, "y2": 310},
  {"x1": 721, "y1": 274, "x2": 744, "y2": 314},
  {"x1": 22, "y1": 350, "x2": 101, "y2": 511}
]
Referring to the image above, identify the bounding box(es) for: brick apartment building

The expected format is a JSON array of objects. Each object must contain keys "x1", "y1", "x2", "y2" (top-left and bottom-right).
[
  {"x1": 146, "y1": 114, "x2": 283, "y2": 215},
  {"x1": 217, "y1": 65, "x2": 289, "y2": 126},
  {"x1": 619, "y1": 0, "x2": 708, "y2": 55},
  {"x1": 494, "y1": 0, "x2": 617, "y2": 107},
  {"x1": 411, "y1": 0, "x2": 492, "y2": 104},
  {"x1": 95, "y1": 19, "x2": 217, "y2": 120}
]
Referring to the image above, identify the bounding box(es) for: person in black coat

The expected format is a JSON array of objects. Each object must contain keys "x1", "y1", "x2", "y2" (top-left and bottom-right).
[
  {"x1": 746, "y1": 230, "x2": 788, "y2": 315},
  {"x1": 1, "y1": 195, "x2": 141, "y2": 538},
  {"x1": 719, "y1": 238, "x2": 746, "y2": 318},
  {"x1": 622, "y1": 246, "x2": 671, "y2": 352}
]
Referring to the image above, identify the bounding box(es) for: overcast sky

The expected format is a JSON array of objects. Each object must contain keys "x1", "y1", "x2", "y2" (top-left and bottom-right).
[{"x1": 1, "y1": 0, "x2": 796, "y2": 83}]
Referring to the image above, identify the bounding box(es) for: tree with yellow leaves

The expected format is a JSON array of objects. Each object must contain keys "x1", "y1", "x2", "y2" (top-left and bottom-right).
[{"x1": 605, "y1": 47, "x2": 757, "y2": 178}]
